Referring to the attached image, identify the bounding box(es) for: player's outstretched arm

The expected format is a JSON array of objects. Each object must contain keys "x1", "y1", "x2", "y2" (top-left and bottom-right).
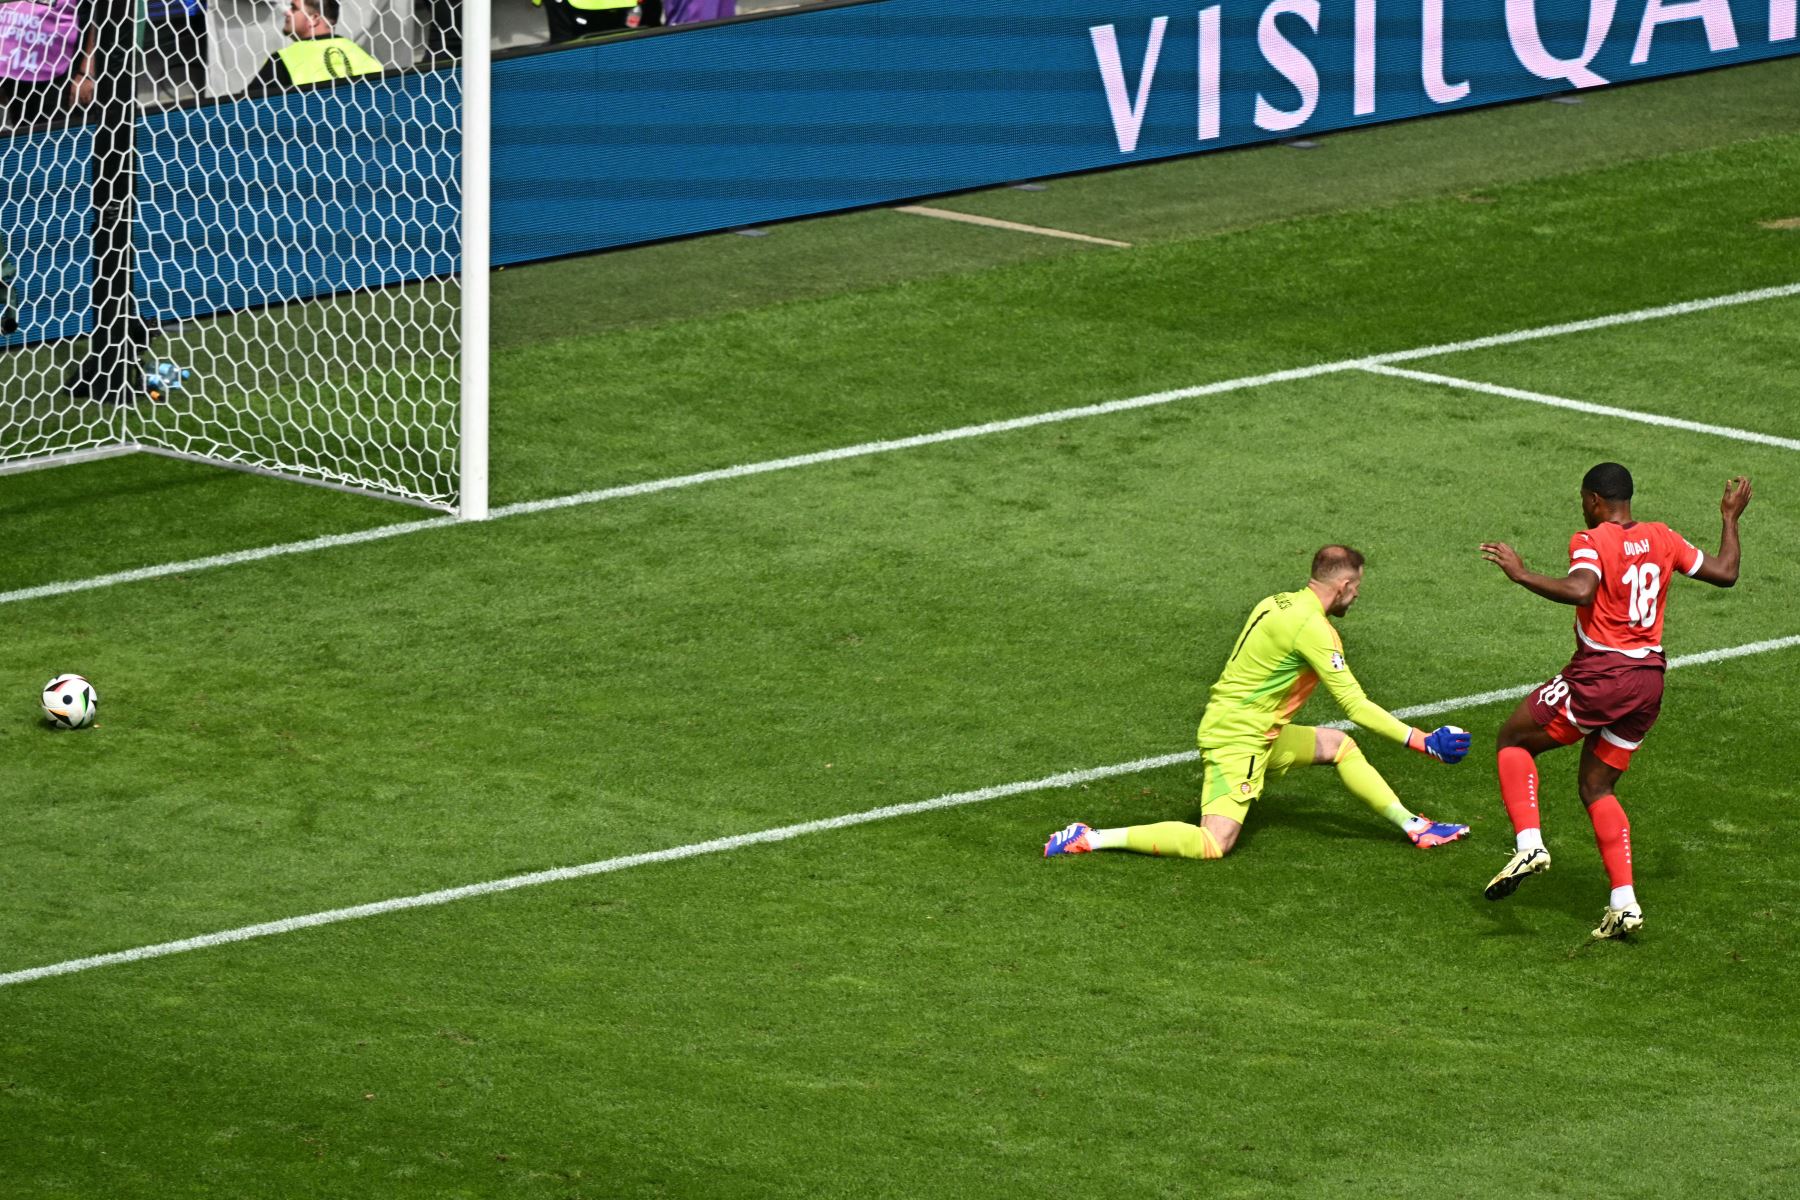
[
  {"x1": 1479, "y1": 541, "x2": 1598, "y2": 606},
  {"x1": 1691, "y1": 475, "x2": 1751, "y2": 588},
  {"x1": 1294, "y1": 618, "x2": 1469, "y2": 763}
]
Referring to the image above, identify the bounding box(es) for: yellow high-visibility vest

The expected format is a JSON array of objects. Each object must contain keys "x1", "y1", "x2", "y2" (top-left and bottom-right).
[
  {"x1": 532, "y1": 0, "x2": 637, "y2": 12},
  {"x1": 276, "y1": 36, "x2": 383, "y2": 85}
]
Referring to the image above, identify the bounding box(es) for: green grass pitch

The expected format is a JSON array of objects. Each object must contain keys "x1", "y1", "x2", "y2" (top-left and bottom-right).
[{"x1": 3, "y1": 61, "x2": 1800, "y2": 1198}]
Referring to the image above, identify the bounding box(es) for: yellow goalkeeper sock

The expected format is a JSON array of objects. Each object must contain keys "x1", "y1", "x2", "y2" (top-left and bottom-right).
[
  {"x1": 1122, "y1": 821, "x2": 1223, "y2": 859},
  {"x1": 1334, "y1": 737, "x2": 1413, "y2": 830}
]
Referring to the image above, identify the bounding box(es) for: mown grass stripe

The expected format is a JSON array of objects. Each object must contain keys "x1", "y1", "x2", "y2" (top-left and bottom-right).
[
  {"x1": 4, "y1": 632, "x2": 1793, "y2": 991},
  {"x1": 0, "y1": 281, "x2": 1792, "y2": 611}
]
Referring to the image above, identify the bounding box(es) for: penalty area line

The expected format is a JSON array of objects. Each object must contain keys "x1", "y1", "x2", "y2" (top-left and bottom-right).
[
  {"x1": 3, "y1": 631, "x2": 1795, "y2": 991},
  {"x1": 1359, "y1": 364, "x2": 1800, "y2": 453},
  {"x1": 0, "y1": 750, "x2": 1200, "y2": 990},
  {"x1": 0, "y1": 281, "x2": 1794, "y2": 609},
  {"x1": 1364, "y1": 281, "x2": 1800, "y2": 364}
]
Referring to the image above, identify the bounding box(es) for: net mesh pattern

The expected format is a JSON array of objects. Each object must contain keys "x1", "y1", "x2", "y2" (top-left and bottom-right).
[{"x1": 0, "y1": 0, "x2": 462, "y2": 509}]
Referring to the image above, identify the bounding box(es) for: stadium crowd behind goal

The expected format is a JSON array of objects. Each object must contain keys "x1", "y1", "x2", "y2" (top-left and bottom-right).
[{"x1": 1, "y1": 0, "x2": 792, "y2": 131}]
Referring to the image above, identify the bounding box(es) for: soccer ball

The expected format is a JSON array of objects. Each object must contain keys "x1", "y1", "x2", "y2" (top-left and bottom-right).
[{"x1": 42, "y1": 674, "x2": 98, "y2": 729}]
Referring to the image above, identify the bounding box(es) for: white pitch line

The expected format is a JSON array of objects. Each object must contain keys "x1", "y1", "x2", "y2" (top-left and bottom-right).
[
  {"x1": 0, "y1": 361, "x2": 1348, "y2": 609},
  {"x1": 895, "y1": 205, "x2": 1133, "y2": 248},
  {"x1": 0, "y1": 515, "x2": 459, "y2": 606},
  {"x1": 1361, "y1": 364, "x2": 1800, "y2": 452},
  {"x1": 0, "y1": 280, "x2": 1795, "y2": 610},
  {"x1": 0, "y1": 750, "x2": 1198, "y2": 990},
  {"x1": 5, "y1": 631, "x2": 1794, "y2": 991},
  {"x1": 1366, "y1": 281, "x2": 1800, "y2": 363},
  {"x1": 1350, "y1": 633, "x2": 1800, "y2": 726},
  {"x1": 489, "y1": 360, "x2": 1343, "y2": 519}
]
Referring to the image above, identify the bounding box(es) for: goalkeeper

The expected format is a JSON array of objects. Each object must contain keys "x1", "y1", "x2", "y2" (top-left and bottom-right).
[{"x1": 1045, "y1": 545, "x2": 1472, "y2": 860}]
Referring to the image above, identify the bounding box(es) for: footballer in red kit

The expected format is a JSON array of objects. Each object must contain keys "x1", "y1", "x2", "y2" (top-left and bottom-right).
[{"x1": 1478, "y1": 462, "x2": 1752, "y2": 939}]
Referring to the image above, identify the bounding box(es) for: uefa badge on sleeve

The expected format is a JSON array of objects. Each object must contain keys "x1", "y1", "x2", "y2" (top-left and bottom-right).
[{"x1": 1329, "y1": 652, "x2": 1345, "y2": 671}]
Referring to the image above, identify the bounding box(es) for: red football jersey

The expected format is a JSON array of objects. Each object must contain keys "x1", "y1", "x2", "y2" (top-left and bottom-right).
[{"x1": 1567, "y1": 521, "x2": 1704, "y2": 659}]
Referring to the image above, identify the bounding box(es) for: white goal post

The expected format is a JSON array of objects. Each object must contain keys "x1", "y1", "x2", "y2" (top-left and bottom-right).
[
  {"x1": 461, "y1": 0, "x2": 490, "y2": 522},
  {"x1": 0, "y1": 0, "x2": 488, "y2": 518}
]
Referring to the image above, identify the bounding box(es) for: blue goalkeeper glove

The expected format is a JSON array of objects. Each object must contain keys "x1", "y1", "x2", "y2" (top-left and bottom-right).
[{"x1": 1418, "y1": 725, "x2": 1471, "y2": 764}]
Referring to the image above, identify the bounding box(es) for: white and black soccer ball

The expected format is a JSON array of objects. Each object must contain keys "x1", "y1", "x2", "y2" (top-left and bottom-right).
[{"x1": 41, "y1": 674, "x2": 97, "y2": 729}]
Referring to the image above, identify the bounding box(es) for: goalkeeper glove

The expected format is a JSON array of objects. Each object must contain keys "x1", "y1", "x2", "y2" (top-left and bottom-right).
[{"x1": 1412, "y1": 725, "x2": 1471, "y2": 764}]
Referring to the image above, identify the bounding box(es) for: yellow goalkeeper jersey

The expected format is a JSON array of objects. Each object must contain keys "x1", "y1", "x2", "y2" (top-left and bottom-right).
[{"x1": 1197, "y1": 586, "x2": 1414, "y2": 752}]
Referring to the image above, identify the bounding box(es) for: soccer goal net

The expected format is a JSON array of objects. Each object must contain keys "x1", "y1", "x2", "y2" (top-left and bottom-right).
[{"x1": 0, "y1": 0, "x2": 486, "y2": 515}]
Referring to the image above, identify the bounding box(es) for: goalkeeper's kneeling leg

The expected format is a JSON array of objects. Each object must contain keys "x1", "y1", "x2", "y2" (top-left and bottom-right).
[
  {"x1": 1334, "y1": 736, "x2": 1415, "y2": 829},
  {"x1": 1123, "y1": 820, "x2": 1229, "y2": 859}
]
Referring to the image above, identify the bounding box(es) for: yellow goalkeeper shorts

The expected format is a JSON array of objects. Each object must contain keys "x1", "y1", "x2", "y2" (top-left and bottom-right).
[{"x1": 1198, "y1": 724, "x2": 1318, "y2": 824}]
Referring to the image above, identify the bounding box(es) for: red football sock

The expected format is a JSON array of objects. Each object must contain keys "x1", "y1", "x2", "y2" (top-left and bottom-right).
[
  {"x1": 1496, "y1": 746, "x2": 1541, "y2": 834},
  {"x1": 1587, "y1": 794, "x2": 1634, "y2": 889}
]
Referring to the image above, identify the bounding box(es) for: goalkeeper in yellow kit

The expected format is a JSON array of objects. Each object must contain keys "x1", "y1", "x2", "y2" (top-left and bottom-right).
[{"x1": 1045, "y1": 545, "x2": 1472, "y2": 860}]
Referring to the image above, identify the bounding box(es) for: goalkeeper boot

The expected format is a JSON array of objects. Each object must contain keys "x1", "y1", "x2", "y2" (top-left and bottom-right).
[
  {"x1": 1043, "y1": 822, "x2": 1093, "y2": 857},
  {"x1": 1591, "y1": 904, "x2": 1644, "y2": 940},
  {"x1": 1483, "y1": 846, "x2": 1551, "y2": 901},
  {"x1": 1408, "y1": 817, "x2": 1469, "y2": 849}
]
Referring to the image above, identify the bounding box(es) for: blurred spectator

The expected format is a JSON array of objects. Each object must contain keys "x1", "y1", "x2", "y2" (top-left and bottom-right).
[
  {"x1": 532, "y1": 0, "x2": 641, "y2": 43},
  {"x1": 418, "y1": 0, "x2": 457, "y2": 61},
  {"x1": 247, "y1": 0, "x2": 380, "y2": 91},
  {"x1": 1, "y1": 234, "x2": 17, "y2": 333},
  {"x1": 147, "y1": 0, "x2": 206, "y2": 100},
  {"x1": 0, "y1": 0, "x2": 86, "y2": 130},
  {"x1": 662, "y1": 0, "x2": 731, "y2": 25}
]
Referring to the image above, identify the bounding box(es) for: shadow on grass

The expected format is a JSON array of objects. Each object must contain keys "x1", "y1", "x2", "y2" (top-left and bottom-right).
[
  {"x1": 1242, "y1": 800, "x2": 1395, "y2": 850},
  {"x1": 1466, "y1": 863, "x2": 1597, "y2": 937},
  {"x1": 0, "y1": 462, "x2": 245, "y2": 519}
]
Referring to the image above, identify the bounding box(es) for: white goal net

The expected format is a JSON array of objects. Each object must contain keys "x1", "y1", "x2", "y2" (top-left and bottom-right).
[{"x1": 0, "y1": 0, "x2": 482, "y2": 513}]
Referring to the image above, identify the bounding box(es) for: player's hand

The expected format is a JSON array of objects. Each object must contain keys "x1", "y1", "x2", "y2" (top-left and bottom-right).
[
  {"x1": 1479, "y1": 542, "x2": 1526, "y2": 581},
  {"x1": 1721, "y1": 476, "x2": 1752, "y2": 521},
  {"x1": 1421, "y1": 725, "x2": 1471, "y2": 764}
]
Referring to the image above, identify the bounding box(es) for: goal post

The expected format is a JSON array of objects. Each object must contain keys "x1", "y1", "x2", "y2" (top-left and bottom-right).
[
  {"x1": 460, "y1": 0, "x2": 489, "y2": 522},
  {"x1": 0, "y1": 0, "x2": 488, "y2": 518}
]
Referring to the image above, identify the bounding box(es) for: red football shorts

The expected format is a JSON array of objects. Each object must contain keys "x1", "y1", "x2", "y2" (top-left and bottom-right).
[{"x1": 1526, "y1": 650, "x2": 1665, "y2": 771}]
